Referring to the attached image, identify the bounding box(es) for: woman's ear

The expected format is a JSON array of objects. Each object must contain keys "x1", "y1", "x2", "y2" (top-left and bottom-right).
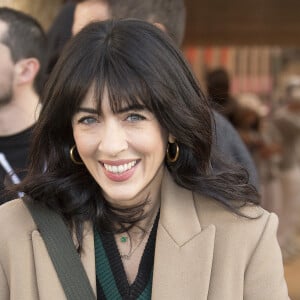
[
  {"x1": 168, "y1": 134, "x2": 176, "y2": 143},
  {"x1": 14, "y1": 57, "x2": 40, "y2": 86}
]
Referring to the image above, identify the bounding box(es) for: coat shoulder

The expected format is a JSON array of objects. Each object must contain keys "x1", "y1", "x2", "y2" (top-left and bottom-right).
[
  {"x1": 193, "y1": 193, "x2": 277, "y2": 248},
  {"x1": 194, "y1": 193, "x2": 269, "y2": 224},
  {"x1": 0, "y1": 199, "x2": 36, "y2": 242}
]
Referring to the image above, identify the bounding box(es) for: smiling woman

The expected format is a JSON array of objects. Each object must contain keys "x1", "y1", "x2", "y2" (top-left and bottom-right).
[{"x1": 0, "y1": 19, "x2": 290, "y2": 299}]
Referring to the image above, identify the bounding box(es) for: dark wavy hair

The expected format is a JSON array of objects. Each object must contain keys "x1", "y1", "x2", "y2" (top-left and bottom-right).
[{"x1": 15, "y1": 19, "x2": 259, "y2": 249}]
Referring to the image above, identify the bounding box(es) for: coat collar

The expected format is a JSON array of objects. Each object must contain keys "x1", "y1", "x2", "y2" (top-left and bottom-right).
[
  {"x1": 151, "y1": 170, "x2": 216, "y2": 299},
  {"x1": 159, "y1": 170, "x2": 203, "y2": 245},
  {"x1": 78, "y1": 167, "x2": 217, "y2": 300}
]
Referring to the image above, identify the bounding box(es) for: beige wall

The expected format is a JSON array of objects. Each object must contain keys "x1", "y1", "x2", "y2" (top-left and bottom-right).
[{"x1": 0, "y1": 0, "x2": 63, "y2": 30}]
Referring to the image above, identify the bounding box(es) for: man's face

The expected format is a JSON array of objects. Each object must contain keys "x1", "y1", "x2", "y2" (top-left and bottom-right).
[
  {"x1": 0, "y1": 20, "x2": 15, "y2": 106},
  {"x1": 72, "y1": 1, "x2": 110, "y2": 35}
]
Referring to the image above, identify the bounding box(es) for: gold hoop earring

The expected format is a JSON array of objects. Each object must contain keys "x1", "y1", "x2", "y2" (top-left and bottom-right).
[
  {"x1": 70, "y1": 145, "x2": 83, "y2": 165},
  {"x1": 166, "y1": 142, "x2": 179, "y2": 163}
]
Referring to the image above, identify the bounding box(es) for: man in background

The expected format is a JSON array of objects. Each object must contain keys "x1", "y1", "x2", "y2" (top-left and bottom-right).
[
  {"x1": 48, "y1": 0, "x2": 259, "y2": 187},
  {"x1": 0, "y1": 7, "x2": 47, "y2": 203}
]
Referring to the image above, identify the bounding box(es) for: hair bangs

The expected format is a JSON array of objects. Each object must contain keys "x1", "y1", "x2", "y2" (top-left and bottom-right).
[{"x1": 93, "y1": 51, "x2": 154, "y2": 114}]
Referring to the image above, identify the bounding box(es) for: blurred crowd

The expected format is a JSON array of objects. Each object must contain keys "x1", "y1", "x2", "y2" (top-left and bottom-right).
[{"x1": 206, "y1": 68, "x2": 300, "y2": 260}]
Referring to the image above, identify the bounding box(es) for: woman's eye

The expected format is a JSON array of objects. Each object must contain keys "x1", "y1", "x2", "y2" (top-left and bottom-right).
[
  {"x1": 78, "y1": 116, "x2": 98, "y2": 125},
  {"x1": 126, "y1": 114, "x2": 145, "y2": 122}
]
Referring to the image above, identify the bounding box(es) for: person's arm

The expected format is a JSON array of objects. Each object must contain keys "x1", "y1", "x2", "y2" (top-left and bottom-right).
[
  {"x1": 244, "y1": 213, "x2": 290, "y2": 299},
  {"x1": 0, "y1": 261, "x2": 9, "y2": 300}
]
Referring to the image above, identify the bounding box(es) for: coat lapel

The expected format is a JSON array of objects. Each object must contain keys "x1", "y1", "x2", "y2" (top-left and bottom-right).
[{"x1": 152, "y1": 171, "x2": 216, "y2": 300}]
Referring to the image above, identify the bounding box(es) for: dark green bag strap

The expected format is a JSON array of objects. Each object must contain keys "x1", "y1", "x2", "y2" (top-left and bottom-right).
[{"x1": 24, "y1": 199, "x2": 96, "y2": 300}]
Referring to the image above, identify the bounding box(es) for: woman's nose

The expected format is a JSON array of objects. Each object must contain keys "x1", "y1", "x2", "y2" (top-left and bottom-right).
[{"x1": 98, "y1": 120, "x2": 128, "y2": 156}]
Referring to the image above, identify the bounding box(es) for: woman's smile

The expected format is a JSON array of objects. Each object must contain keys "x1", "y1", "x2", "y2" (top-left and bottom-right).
[{"x1": 100, "y1": 159, "x2": 139, "y2": 182}]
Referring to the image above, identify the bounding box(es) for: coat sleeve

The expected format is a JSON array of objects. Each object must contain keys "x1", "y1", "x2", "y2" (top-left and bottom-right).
[
  {"x1": 244, "y1": 213, "x2": 290, "y2": 300},
  {"x1": 0, "y1": 261, "x2": 9, "y2": 300}
]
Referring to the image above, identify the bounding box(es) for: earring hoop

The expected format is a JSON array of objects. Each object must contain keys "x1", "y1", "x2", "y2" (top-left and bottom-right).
[
  {"x1": 166, "y1": 142, "x2": 179, "y2": 163},
  {"x1": 70, "y1": 145, "x2": 83, "y2": 165}
]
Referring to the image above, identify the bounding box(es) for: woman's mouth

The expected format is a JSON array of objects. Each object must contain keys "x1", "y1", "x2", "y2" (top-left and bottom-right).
[
  {"x1": 103, "y1": 160, "x2": 137, "y2": 174},
  {"x1": 100, "y1": 159, "x2": 139, "y2": 182}
]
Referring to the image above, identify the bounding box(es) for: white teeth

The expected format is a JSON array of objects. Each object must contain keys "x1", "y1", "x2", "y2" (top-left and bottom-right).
[{"x1": 103, "y1": 161, "x2": 137, "y2": 174}]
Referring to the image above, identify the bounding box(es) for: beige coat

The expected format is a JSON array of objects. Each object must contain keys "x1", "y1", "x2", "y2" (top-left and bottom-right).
[{"x1": 0, "y1": 171, "x2": 289, "y2": 299}]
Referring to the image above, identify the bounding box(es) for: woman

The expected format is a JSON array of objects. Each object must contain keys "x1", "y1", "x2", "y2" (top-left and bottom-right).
[{"x1": 0, "y1": 20, "x2": 289, "y2": 299}]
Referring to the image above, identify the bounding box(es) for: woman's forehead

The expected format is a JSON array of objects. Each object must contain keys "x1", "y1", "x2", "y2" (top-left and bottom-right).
[{"x1": 80, "y1": 85, "x2": 104, "y2": 108}]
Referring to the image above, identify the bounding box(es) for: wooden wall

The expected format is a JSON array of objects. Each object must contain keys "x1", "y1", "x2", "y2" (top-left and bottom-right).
[{"x1": 184, "y1": 0, "x2": 300, "y2": 46}]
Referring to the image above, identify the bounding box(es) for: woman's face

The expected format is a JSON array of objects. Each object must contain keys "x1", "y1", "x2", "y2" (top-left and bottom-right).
[{"x1": 72, "y1": 87, "x2": 169, "y2": 207}]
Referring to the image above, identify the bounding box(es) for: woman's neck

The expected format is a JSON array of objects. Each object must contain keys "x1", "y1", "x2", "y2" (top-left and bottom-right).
[{"x1": 115, "y1": 210, "x2": 158, "y2": 285}]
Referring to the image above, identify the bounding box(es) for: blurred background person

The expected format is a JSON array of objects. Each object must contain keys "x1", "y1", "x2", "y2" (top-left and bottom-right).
[
  {"x1": 232, "y1": 93, "x2": 269, "y2": 155},
  {"x1": 0, "y1": 7, "x2": 47, "y2": 204},
  {"x1": 46, "y1": 0, "x2": 109, "y2": 78},
  {"x1": 233, "y1": 89, "x2": 300, "y2": 261},
  {"x1": 272, "y1": 77, "x2": 300, "y2": 259},
  {"x1": 232, "y1": 93, "x2": 282, "y2": 228},
  {"x1": 205, "y1": 67, "x2": 237, "y2": 124}
]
